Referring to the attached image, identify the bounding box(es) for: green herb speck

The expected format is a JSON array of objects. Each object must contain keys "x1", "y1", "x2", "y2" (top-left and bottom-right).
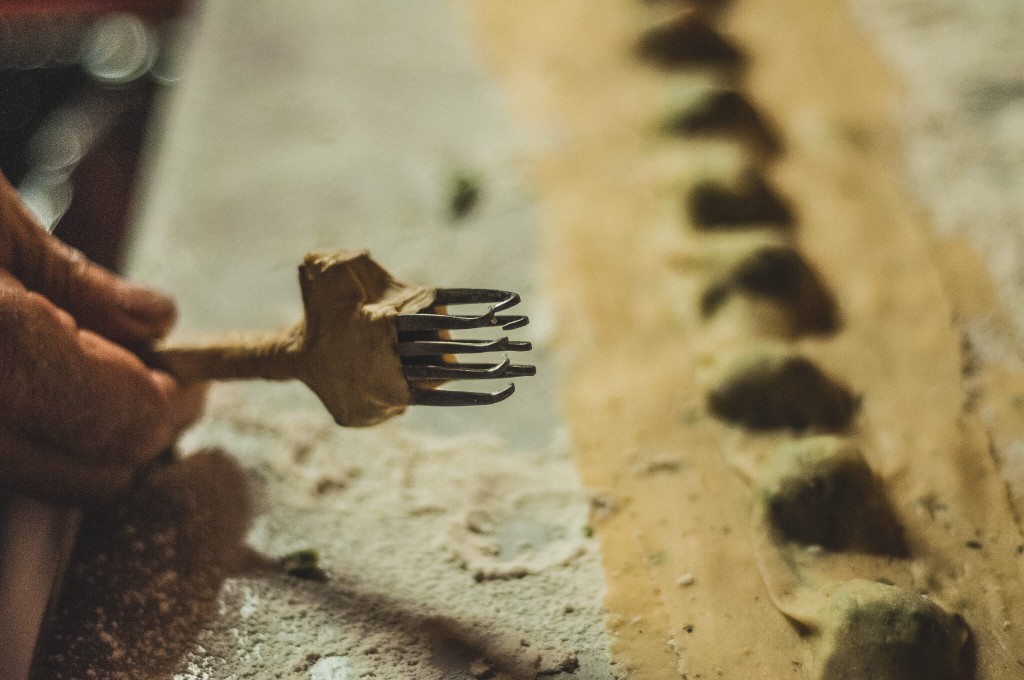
[
  {"x1": 449, "y1": 172, "x2": 481, "y2": 220},
  {"x1": 281, "y1": 548, "x2": 327, "y2": 581}
]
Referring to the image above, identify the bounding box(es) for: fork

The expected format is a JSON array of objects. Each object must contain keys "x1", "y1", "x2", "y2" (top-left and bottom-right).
[{"x1": 154, "y1": 251, "x2": 536, "y2": 426}]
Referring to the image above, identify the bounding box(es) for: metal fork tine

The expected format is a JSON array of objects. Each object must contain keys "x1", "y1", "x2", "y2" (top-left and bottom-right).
[
  {"x1": 489, "y1": 292, "x2": 521, "y2": 314},
  {"x1": 497, "y1": 363, "x2": 536, "y2": 377},
  {"x1": 429, "y1": 361, "x2": 537, "y2": 378},
  {"x1": 409, "y1": 383, "x2": 516, "y2": 407},
  {"x1": 494, "y1": 315, "x2": 529, "y2": 330},
  {"x1": 395, "y1": 314, "x2": 529, "y2": 334},
  {"x1": 394, "y1": 310, "x2": 496, "y2": 332},
  {"x1": 399, "y1": 288, "x2": 533, "y2": 407},
  {"x1": 404, "y1": 364, "x2": 537, "y2": 382},
  {"x1": 403, "y1": 358, "x2": 537, "y2": 382},
  {"x1": 397, "y1": 337, "x2": 532, "y2": 357},
  {"x1": 404, "y1": 356, "x2": 512, "y2": 381},
  {"x1": 430, "y1": 288, "x2": 521, "y2": 314}
]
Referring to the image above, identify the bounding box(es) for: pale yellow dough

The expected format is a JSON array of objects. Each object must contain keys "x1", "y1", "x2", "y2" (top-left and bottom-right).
[{"x1": 158, "y1": 250, "x2": 435, "y2": 427}]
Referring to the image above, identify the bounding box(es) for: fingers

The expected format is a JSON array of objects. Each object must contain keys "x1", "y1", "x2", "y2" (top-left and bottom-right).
[
  {"x1": 33, "y1": 239, "x2": 177, "y2": 345},
  {"x1": 0, "y1": 286, "x2": 207, "y2": 468},
  {"x1": 51, "y1": 244, "x2": 178, "y2": 344},
  {"x1": 0, "y1": 425, "x2": 135, "y2": 506},
  {"x1": 51, "y1": 327, "x2": 204, "y2": 465},
  {"x1": 160, "y1": 376, "x2": 210, "y2": 440},
  {"x1": 0, "y1": 171, "x2": 176, "y2": 344}
]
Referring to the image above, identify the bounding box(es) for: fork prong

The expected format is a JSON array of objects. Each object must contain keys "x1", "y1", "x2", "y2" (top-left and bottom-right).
[
  {"x1": 427, "y1": 361, "x2": 537, "y2": 378},
  {"x1": 404, "y1": 363, "x2": 537, "y2": 382},
  {"x1": 402, "y1": 288, "x2": 533, "y2": 407},
  {"x1": 494, "y1": 315, "x2": 529, "y2": 330},
  {"x1": 430, "y1": 288, "x2": 522, "y2": 314},
  {"x1": 394, "y1": 313, "x2": 529, "y2": 334},
  {"x1": 502, "y1": 363, "x2": 536, "y2": 377},
  {"x1": 397, "y1": 337, "x2": 532, "y2": 357},
  {"x1": 404, "y1": 356, "x2": 512, "y2": 381},
  {"x1": 409, "y1": 383, "x2": 516, "y2": 407},
  {"x1": 398, "y1": 338, "x2": 503, "y2": 357},
  {"x1": 394, "y1": 310, "x2": 497, "y2": 332}
]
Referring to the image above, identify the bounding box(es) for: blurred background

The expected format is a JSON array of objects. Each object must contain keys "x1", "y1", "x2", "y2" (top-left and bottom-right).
[{"x1": 1, "y1": 0, "x2": 186, "y2": 268}]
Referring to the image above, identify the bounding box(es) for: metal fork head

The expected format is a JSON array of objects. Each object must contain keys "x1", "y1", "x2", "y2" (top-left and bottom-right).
[{"x1": 395, "y1": 288, "x2": 536, "y2": 406}]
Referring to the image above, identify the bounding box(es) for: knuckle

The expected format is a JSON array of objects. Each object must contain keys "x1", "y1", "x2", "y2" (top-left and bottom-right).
[
  {"x1": 0, "y1": 289, "x2": 64, "y2": 334},
  {"x1": 0, "y1": 289, "x2": 84, "y2": 424},
  {"x1": 21, "y1": 291, "x2": 62, "y2": 324},
  {"x1": 0, "y1": 288, "x2": 18, "y2": 334},
  {"x1": 111, "y1": 378, "x2": 172, "y2": 465},
  {"x1": 0, "y1": 291, "x2": 33, "y2": 398},
  {"x1": 40, "y1": 241, "x2": 88, "y2": 306}
]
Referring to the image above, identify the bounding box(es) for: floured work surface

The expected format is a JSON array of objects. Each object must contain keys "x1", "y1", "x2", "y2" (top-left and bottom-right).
[
  {"x1": 469, "y1": 0, "x2": 1024, "y2": 678},
  {"x1": 33, "y1": 386, "x2": 610, "y2": 679}
]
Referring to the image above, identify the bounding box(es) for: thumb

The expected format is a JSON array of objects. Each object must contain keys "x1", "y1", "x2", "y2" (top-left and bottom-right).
[{"x1": 0, "y1": 171, "x2": 177, "y2": 344}]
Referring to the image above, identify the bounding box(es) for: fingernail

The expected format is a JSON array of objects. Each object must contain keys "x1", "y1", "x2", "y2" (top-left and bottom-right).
[{"x1": 119, "y1": 283, "x2": 177, "y2": 322}]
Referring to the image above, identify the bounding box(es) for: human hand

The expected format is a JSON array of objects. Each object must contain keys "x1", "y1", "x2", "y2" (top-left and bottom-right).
[{"x1": 0, "y1": 171, "x2": 206, "y2": 504}]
